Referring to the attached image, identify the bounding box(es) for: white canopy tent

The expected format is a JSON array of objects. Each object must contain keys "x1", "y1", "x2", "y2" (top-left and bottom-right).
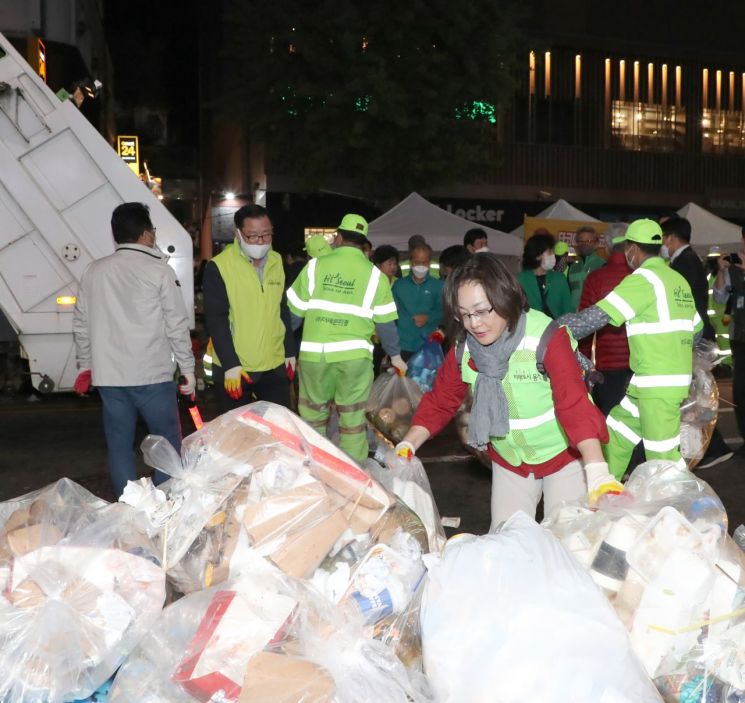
[
  {"x1": 509, "y1": 199, "x2": 600, "y2": 239},
  {"x1": 368, "y1": 192, "x2": 522, "y2": 256},
  {"x1": 676, "y1": 202, "x2": 742, "y2": 252}
]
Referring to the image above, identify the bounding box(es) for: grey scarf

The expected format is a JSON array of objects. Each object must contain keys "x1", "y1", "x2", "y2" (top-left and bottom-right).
[{"x1": 466, "y1": 312, "x2": 527, "y2": 450}]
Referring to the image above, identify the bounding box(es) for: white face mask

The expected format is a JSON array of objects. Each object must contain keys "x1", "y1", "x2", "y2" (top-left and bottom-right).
[
  {"x1": 412, "y1": 265, "x2": 429, "y2": 278},
  {"x1": 541, "y1": 253, "x2": 556, "y2": 270},
  {"x1": 660, "y1": 244, "x2": 670, "y2": 259},
  {"x1": 239, "y1": 238, "x2": 270, "y2": 261},
  {"x1": 474, "y1": 246, "x2": 489, "y2": 254}
]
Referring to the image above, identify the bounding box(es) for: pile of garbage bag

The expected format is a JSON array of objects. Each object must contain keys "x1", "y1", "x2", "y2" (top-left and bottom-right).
[
  {"x1": 116, "y1": 401, "x2": 438, "y2": 701},
  {"x1": 5, "y1": 395, "x2": 745, "y2": 702},
  {"x1": 544, "y1": 460, "x2": 745, "y2": 702},
  {"x1": 365, "y1": 371, "x2": 423, "y2": 446},
  {"x1": 0, "y1": 479, "x2": 165, "y2": 702}
]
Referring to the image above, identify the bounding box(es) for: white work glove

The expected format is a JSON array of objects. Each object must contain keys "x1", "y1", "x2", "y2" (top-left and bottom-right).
[
  {"x1": 584, "y1": 461, "x2": 624, "y2": 506},
  {"x1": 390, "y1": 354, "x2": 408, "y2": 376},
  {"x1": 394, "y1": 441, "x2": 416, "y2": 461},
  {"x1": 178, "y1": 372, "x2": 196, "y2": 396},
  {"x1": 224, "y1": 365, "x2": 252, "y2": 400}
]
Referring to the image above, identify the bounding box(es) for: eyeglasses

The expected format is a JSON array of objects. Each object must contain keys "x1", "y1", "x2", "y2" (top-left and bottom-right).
[
  {"x1": 240, "y1": 230, "x2": 273, "y2": 244},
  {"x1": 576, "y1": 239, "x2": 596, "y2": 245},
  {"x1": 457, "y1": 307, "x2": 494, "y2": 324}
]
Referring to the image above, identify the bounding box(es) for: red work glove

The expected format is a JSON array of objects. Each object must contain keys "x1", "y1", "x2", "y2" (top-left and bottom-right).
[
  {"x1": 74, "y1": 369, "x2": 92, "y2": 395},
  {"x1": 285, "y1": 356, "x2": 297, "y2": 381},
  {"x1": 428, "y1": 330, "x2": 445, "y2": 344}
]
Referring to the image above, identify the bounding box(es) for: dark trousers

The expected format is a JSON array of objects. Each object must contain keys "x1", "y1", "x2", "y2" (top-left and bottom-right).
[
  {"x1": 212, "y1": 363, "x2": 290, "y2": 414},
  {"x1": 592, "y1": 368, "x2": 632, "y2": 417},
  {"x1": 732, "y1": 341, "x2": 745, "y2": 440},
  {"x1": 98, "y1": 381, "x2": 180, "y2": 497}
]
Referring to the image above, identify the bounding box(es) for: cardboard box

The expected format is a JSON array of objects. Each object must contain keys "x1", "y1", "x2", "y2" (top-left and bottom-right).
[
  {"x1": 270, "y1": 510, "x2": 349, "y2": 580},
  {"x1": 238, "y1": 651, "x2": 335, "y2": 703},
  {"x1": 243, "y1": 481, "x2": 331, "y2": 546},
  {"x1": 173, "y1": 588, "x2": 298, "y2": 702},
  {"x1": 6, "y1": 523, "x2": 64, "y2": 556}
]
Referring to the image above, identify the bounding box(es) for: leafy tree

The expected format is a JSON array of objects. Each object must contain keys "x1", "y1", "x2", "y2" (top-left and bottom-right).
[{"x1": 222, "y1": 0, "x2": 525, "y2": 199}]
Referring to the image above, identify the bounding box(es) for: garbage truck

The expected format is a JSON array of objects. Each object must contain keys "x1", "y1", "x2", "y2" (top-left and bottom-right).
[{"x1": 0, "y1": 32, "x2": 194, "y2": 393}]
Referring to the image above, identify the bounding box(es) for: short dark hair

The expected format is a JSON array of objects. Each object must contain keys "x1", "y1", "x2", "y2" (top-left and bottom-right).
[
  {"x1": 627, "y1": 241, "x2": 663, "y2": 257},
  {"x1": 410, "y1": 243, "x2": 433, "y2": 258},
  {"x1": 464, "y1": 228, "x2": 487, "y2": 248},
  {"x1": 443, "y1": 252, "x2": 528, "y2": 342},
  {"x1": 522, "y1": 233, "x2": 555, "y2": 270},
  {"x1": 444, "y1": 253, "x2": 528, "y2": 343},
  {"x1": 408, "y1": 234, "x2": 426, "y2": 250},
  {"x1": 661, "y1": 216, "x2": 692, "y2": 243},
  {"x1": 338, "y1": 229, "x2": 368, "y2": 247},
  {"x1": 439, "y1": 244, "x2": 470, "y2": 270},
  {"x1": 372, "y1": 245, "x2": 399, "y2": 266},
  {"x1": 234, "y1": 204, "x2": 269, "y2": 230},
  {"x1": 111, "y1": 202, "x2": 152, "y2": 244}
]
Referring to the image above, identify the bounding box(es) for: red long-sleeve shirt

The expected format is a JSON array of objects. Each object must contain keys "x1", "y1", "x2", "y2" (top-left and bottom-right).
[
  {"x1": 411, "y1": 327, "x2": 608, "y2": 478},
  {"x1": 578, "y1": 252, "x2": 632, "y2": 370}
]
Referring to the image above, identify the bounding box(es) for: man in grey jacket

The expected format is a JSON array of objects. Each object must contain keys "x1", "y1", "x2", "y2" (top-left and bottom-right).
[{"x1": 73, "y1": 202, "x2": 195, "y2": 496}]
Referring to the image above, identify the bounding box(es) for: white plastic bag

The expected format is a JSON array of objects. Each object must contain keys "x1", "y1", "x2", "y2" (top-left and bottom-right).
[
  {"x1": 420, "y1": 512, "x2": 661, "y2": 703},
  {"x1": 0, "y1": 484, "x2": 165, "y2": 703},
  {"x1": 368, "y1": 453, "x2": 446, "y2": 553}
]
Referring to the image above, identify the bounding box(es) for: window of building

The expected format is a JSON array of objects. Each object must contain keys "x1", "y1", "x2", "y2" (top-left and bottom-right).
[
  {"x1": 701, "y1": 109, "x2": 745, "y2": 153},
  {"x1": 611, "y1": 100, "x2": 686, "y2": 151}
]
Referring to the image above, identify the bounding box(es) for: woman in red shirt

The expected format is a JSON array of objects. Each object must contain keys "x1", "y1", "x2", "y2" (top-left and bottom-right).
[{"x1": 396, "y1": 254, "x2": 620, "y2": 528}]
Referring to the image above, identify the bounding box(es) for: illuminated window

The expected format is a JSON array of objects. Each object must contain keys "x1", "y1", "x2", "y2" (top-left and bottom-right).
[
  {"x1": 304, "y1": 228, "x2": 336, "y2": 241},
  {"x1": 611, "y1": 101, "x2": 686, "y2": 152},
  {"x1": 701, "y1": 109, "x2": 745, "y2": 153}
]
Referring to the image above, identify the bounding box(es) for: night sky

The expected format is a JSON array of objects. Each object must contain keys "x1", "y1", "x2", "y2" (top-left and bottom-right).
[{"x1": 102, "y1": 0, "x2": 199, "y2": 149}]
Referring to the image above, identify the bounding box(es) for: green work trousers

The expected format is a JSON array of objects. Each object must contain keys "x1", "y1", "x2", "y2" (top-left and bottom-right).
[
  {"x1": 298, "y1": 357, "x2": 374, "y2": 464},
  {"x1": 603, "y1": 394, "x2": 685, "y2": 479}
]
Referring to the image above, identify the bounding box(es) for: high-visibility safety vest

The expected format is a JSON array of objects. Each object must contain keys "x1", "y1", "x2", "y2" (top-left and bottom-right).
[
  {"x1": 400, "y1": 259, "x2": 440, "y2": 278},
  {"x1": 596, "y1": 256, "x2": 702, "y2": 399},
  {"x1": 210, "y1": 244, "x2": 286, "y2": 371},
  {"x1": 287, "y1": 246, "x2": 398, "y2": 362},
  {"x1": 707, "y1": 272, "x2": 732, "y2": 363},
  {"x1": 459, "y1": 309, "x2": 573, "y2": 467}
]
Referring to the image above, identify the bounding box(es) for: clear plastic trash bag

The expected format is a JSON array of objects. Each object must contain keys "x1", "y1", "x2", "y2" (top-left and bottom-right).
[
  {"x1": 420, "y1": 512, "x2": 662, "y2": 703},
  {"x1": 406, "y1": 340, "x2": 444, "y2": 393},
  {"x1": 0, "y1": 482, "x2": 165, "y2": 702},
  {"x1": 365, "y1": 372, "x2": 423, "y2": 447},
  {"x1": 544, "y1": 460, "x2": 745, "y2": 701}
]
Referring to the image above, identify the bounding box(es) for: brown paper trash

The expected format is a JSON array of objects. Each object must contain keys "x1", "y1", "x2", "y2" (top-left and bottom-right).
[
  {"x1": 243, "y1": 481, "x2": 332, "y2": 546},
  {"x1": 238, "y1": 651, "x2": 335, "y2": 703},
  {"x1": 312, "y1": 462, "x2": 393, "y2": 512},
  {"x1": 269, "y1": 510, "x2": 348, "y2": 580},
  {"x1": 6, "y1": 524, "x2": 64, "y2": 557}
]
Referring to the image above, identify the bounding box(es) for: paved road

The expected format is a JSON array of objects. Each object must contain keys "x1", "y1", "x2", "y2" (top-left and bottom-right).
[{"x1": 2, "y1": 383, "x2": 744, "y2": 535}]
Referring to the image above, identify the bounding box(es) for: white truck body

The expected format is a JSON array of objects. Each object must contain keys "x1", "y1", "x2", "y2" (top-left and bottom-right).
[{"x1": 0, "y1": 32, "x2": 194, "y2": 392}]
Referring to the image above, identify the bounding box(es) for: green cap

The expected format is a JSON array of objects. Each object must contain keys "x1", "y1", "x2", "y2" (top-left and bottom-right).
[
  {"x1": 624, "y1": 218, "x2": 663, "y2": 245},
  {"x1": 338, "y1": 213, "x2": 369, "y2": 237},
  {"x1": 305, "y1": 235, "x2": 332, "y2": 258},
  {"x1": 554, "y1": 241, "x2": 569, "y2": 256},
  {"x1": 611, "y1": 234, "x2": 626, "y2": 246}
]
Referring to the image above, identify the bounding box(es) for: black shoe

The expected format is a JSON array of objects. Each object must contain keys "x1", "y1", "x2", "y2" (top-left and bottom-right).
[{"x1": 698, "y1": 450, "x2": 734, "y2": 469}]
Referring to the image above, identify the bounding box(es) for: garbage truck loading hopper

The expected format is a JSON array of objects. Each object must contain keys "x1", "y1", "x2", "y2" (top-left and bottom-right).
[{"x1": 0, "y1": 33, "x2": 194, "y2": 393}]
